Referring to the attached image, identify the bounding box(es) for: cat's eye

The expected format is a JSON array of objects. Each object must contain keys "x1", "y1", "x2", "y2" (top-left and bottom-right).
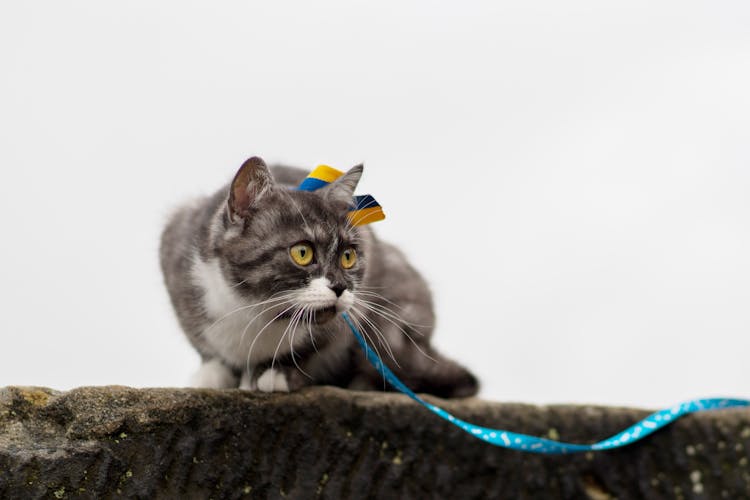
[
  {"x1": 290, "y1": 242, "x2": 314, "y2": 266},
  {"x1": 340, "y1": 247, "x2": 357, "y2": 269}
]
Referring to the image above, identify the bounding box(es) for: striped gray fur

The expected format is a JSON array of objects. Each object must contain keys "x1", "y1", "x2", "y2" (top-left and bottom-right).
[{"x1": 160, "y1": 157, "x2": 478, "y2": 397}]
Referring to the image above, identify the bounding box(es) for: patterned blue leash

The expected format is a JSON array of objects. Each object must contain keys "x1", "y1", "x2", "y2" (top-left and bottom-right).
[
  {"x1": 341, "y1": 313, "x2": 750, "y2": 454},
  {"x1": 295, "y1": 167, "x2": 750, "y2": 454}
]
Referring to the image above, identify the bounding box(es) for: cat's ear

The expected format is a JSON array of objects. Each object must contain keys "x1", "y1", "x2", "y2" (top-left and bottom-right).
[
  {"x1": 227, "y1": 157, "x2": 274, "y2": 222},
  {"x1": 322, "y1": 164, "x2": 363, "y2": 204}
]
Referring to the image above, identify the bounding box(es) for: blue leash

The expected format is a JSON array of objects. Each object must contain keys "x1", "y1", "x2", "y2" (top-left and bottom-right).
[
  {"x1": 341, "y1": 313, "x2": 750, "y2": 455},
  {"x1": 294, "y1": 169, "x2": 749, "y2": 454}
]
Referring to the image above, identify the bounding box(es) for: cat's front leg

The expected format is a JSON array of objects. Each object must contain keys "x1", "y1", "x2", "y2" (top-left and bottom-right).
[
  {"x1": 243, "y1": 363, "x2": 310, "y2": 393},
  {"x1": 238, "y1": 369, "x2": 257, "y2": 391},
  {"x1": 191, "y1": 359, "x2": 238, "y2": 389}
]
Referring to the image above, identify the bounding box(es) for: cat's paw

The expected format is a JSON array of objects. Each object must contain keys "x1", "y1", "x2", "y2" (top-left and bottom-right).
[
  {"x1": 238, "y1": 369, "x2": 256, "y2": 391},
  {"x1": 190, "y1": 359, "x2": 237, "y2": 389},
  {"x1": 256, "y1": 368, "x2": 290, "y2": 393}
]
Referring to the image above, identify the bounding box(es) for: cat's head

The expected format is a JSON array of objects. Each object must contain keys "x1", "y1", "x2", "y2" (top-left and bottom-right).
[{"x1": 215, "y1": 157, "x2": 367, "y2": 325}]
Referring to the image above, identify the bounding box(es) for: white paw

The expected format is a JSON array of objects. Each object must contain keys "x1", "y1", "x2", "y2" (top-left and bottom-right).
[
  {"x1": 190, "y1": 359, "x2": 237, "y2": 389},
  {"x1": 256, "y1": 368, "x2": 290, "y2": 393},
  {"x1": 239, "y1": 369, "x2": 256, "y2": 391}
]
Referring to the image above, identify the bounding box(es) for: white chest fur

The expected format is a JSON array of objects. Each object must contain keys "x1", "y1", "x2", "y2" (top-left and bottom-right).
[{"x1": 191, "y1": 257, "x2": 305, "y2": 368}]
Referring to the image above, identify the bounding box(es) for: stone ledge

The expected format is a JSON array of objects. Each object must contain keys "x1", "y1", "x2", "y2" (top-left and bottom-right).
[{"x1": 0, "y1": 386, "x2": 748, "y2": 499}]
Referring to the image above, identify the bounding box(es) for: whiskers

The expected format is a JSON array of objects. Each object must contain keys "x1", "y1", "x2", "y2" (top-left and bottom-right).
[
  {"x1": 346, "y1": 290, "x2": 438, "y2": 372},
  {"x1": 242, "y1": 301, "x2": 298, "y2": 374},
  {"x1": 273, "y1": 304, "x2": 314, "y2": 380},
  {"x1": 200, "y1": 283, "x2": 438, "y2": 392},
  {"x1": 240, "y1": 297, "x2": 317, "y2": 383},
  {"x1": 200, "y1": 291, "x2": 298, "y2": 338}
]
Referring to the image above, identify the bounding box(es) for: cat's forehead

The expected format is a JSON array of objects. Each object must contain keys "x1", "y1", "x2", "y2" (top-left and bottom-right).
[
  {"x1": 249, "y1": 190, "x2": 352, "y2": 241},
  {"x1": 283, "y1": 190, "x2": 348, "y2": 225}
]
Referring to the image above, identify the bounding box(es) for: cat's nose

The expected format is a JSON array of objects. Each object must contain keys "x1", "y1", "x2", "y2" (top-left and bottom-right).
[{"x1": 330, "y1": 284, "x2": 346, "y2": 297}]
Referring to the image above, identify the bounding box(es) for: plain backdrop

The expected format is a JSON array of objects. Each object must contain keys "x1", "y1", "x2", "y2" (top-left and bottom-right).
[{"x1": 1, "y1": 1, "x2": 748, "y2": 408}]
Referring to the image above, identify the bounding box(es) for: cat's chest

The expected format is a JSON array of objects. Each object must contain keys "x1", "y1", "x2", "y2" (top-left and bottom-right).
[{"x1": 191, "y1": 257, "x2": 303, "y2": 367}]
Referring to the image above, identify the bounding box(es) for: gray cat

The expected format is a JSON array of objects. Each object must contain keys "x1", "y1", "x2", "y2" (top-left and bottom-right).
[{"x1": 160, "y1": 157, "x2": 478, "y2": 397}]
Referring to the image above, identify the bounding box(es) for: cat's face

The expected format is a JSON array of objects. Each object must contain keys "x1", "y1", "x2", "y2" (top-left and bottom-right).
[{"x1": 217, "y1": 158, "x2": 366, "y2": 326}]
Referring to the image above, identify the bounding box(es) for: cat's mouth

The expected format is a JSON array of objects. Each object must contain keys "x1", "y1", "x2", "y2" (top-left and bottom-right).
[{"x1": 277, "y1": 305, "x2": 338, "y2": 324}]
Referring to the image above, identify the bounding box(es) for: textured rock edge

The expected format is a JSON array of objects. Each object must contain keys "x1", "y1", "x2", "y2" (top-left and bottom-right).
[{"x1": 1, "y1": 386, "x2": 749, "y2": 499}]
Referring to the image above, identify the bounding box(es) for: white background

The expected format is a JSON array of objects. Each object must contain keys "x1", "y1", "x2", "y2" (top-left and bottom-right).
[{"x1": 1, "y1": 1, "x2": 748, "y2": 408}]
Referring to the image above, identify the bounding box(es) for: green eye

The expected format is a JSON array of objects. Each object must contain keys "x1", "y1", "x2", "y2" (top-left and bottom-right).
[
  {"x1": 340, "y1": 247, "x2": 357, "y2": 269},
  {"x1": 290, "y1": 242, "x2": 314, "y2": 266}
]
